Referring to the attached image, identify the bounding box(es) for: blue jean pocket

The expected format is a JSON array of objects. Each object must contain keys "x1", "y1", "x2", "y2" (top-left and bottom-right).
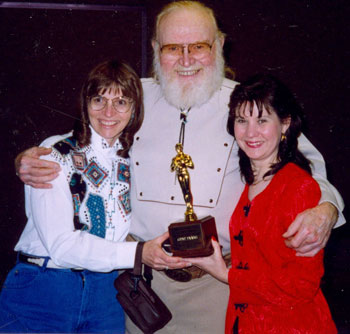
[{"x1": 1, "y1": 263, "x2": 40, "y2": 290}]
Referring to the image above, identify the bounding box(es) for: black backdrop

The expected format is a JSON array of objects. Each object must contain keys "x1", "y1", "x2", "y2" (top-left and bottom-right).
[{"x1": 1, "y1": 0, "x2": 349, "y2": 332}]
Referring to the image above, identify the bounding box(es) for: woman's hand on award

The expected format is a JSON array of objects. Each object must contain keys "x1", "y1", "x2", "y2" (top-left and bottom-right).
[
  {"x1": 142, "y1": 231, "x2": 190, "y2": 270},
  {"x1": 184, "y1": 238, "x2": 229, "y2": 283}
]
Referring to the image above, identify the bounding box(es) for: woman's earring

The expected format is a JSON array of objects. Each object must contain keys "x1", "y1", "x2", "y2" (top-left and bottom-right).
[{"x1": 281, "y1": 133, "x2": 286, "y2": 141}]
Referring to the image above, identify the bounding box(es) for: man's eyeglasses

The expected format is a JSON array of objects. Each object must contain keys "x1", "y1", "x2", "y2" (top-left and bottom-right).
[
  {"x1": 89, "y1": 96, "x2": 133, "y2": 113},
  {"x1": 159, "y1": 41, "x2": 214, "y2": 57}
]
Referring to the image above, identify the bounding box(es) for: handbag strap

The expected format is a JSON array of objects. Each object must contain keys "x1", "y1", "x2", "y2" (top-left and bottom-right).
[
  {"x1": 144, "y1": 264, "x2": 153, "y2": 286},
  {"x1": 133, "y1": 241, "x2": 144, "y2": 276},
  {"x1": 132, "y1": 241, "x2": 153, "y2": 287}
]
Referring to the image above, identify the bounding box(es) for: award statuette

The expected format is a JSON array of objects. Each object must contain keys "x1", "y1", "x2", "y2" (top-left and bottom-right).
[{"x1": 167, "y1": 143, "x2": 218, "y2": 258}]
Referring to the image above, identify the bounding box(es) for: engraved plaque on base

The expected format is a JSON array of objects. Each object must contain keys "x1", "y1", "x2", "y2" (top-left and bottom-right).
[{"x1": 168, "y1": 215, "x2": 218, "y2": 257}]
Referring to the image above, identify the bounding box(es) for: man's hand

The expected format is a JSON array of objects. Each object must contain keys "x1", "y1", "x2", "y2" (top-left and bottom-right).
[
  {"x1": 283, "y1": 202, "x2": 338, "y2": 257},
  {"x1": 142, "y1": 232, "x2": 189, "y2": 270},
  {"x1": 15, "y1": 147, "x2": 61, "y2": 189},
  {"x1": 184, "y1": 238, "x2": 229, "y2": 283}
]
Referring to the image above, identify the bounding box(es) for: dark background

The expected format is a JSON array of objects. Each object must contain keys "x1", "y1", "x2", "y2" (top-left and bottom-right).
[{"x1": 1, "y1": 0, "x2": 349, "y2": 332}]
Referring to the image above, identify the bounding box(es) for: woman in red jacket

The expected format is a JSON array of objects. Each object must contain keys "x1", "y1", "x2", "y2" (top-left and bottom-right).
[{"x1": 187, "y1": 74, "x2": 337, "y2": 334}]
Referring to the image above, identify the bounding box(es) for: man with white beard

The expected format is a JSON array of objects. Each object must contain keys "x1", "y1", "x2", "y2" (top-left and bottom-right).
[
  {"x1": 152, "y1": 19, "x2": 225, "y2": 110},
  {"x1": 16, "y1": 1, "x2": 344, "y2": 333}
]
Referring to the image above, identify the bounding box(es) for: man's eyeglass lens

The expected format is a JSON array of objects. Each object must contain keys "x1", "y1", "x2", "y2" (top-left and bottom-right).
[
  {"x1": 161, "y1": 42, "x2": 212, "y2": 56},
  {"x1": 89, "y1": 96, "x2": 132, "y2": 113}
]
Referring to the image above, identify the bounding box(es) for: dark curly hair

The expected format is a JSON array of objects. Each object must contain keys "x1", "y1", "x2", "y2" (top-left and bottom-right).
[
  {"x1": 73, "y1": 59, "x2": 144, "y2": 158},
  {"x1": 227, "y1": 73, "x2": 311, "y2": 185}
]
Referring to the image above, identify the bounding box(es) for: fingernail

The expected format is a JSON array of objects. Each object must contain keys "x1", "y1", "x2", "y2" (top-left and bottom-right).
[{"x1": 211, "y1": 236, "x2": 217, "y2": 242}]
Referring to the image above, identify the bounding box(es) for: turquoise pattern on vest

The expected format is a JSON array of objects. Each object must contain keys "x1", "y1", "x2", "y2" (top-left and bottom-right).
[{"x1": 86, "y1": 194, "x2": 106, "y2": 238}]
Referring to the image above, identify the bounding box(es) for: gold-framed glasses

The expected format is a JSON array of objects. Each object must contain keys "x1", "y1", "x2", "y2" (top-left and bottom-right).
[
  {"x1": 159, "y1": 41, "x2": 214, "y2": 57},
  {"x1": 89, "y1": 95, "x2": 133, "y2": 113}
]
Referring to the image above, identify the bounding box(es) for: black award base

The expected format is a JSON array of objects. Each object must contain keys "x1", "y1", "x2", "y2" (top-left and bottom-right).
[{"x1": 167, "y1": 216, "x2": 218, "y2": 258}]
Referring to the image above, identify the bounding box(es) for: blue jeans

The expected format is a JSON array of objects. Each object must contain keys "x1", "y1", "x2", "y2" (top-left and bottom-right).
[{"x1": 0, "y1": 262, "x2": 125, "y2": 333}]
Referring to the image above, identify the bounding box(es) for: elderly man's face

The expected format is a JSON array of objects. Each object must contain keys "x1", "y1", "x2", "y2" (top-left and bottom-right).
[
  {"x1": 153, "y1": 8, "x2": 224, "y2": 109},
  {"x1": 157, "y1": 9, "x2": 217, "y2": 84}
]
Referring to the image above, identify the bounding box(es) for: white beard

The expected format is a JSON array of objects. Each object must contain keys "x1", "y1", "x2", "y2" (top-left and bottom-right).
[{"x1": 153, "y1": 40, "x2": 225, "y2": 109}]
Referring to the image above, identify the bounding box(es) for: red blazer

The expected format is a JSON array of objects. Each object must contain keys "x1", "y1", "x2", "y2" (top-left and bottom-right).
[{"x1": 226, "y1": 163, "x2": 337, "y2": 334}]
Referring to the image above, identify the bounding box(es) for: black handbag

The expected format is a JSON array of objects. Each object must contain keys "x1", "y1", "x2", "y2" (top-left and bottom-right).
[{"x1": 114, "y1": 242, "x2": 172, "y2": 334}]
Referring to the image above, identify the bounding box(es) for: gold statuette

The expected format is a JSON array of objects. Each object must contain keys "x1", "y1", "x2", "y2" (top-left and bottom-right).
[{"x1": 167, "y1": 143, "x2": 218, "y2": 257}]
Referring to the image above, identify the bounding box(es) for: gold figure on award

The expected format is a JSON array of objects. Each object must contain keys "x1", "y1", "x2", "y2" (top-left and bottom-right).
[
  {"x1": 167, "y1": 143, "x2": 218, "y2": 257},
  {"x1": 170, "y1": 143, "x2": 197, "y2": 222}
]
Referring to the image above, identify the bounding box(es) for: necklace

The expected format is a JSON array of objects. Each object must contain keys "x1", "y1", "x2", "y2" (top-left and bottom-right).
[
  {"x1": 252, "y1": 174, "x2": 273, "y2": 186},
  {"x1": 252, "y1": 178, "x2": 266, "y2": 186},
  {"x1": 178, "y1": 108, "x2": 191, "y2": 145}
]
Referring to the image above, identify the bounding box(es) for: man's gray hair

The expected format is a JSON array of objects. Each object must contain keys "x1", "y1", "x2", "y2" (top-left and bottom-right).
[{"x1": 153, "y1": 1, "x2": 225, "y2": 42}]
